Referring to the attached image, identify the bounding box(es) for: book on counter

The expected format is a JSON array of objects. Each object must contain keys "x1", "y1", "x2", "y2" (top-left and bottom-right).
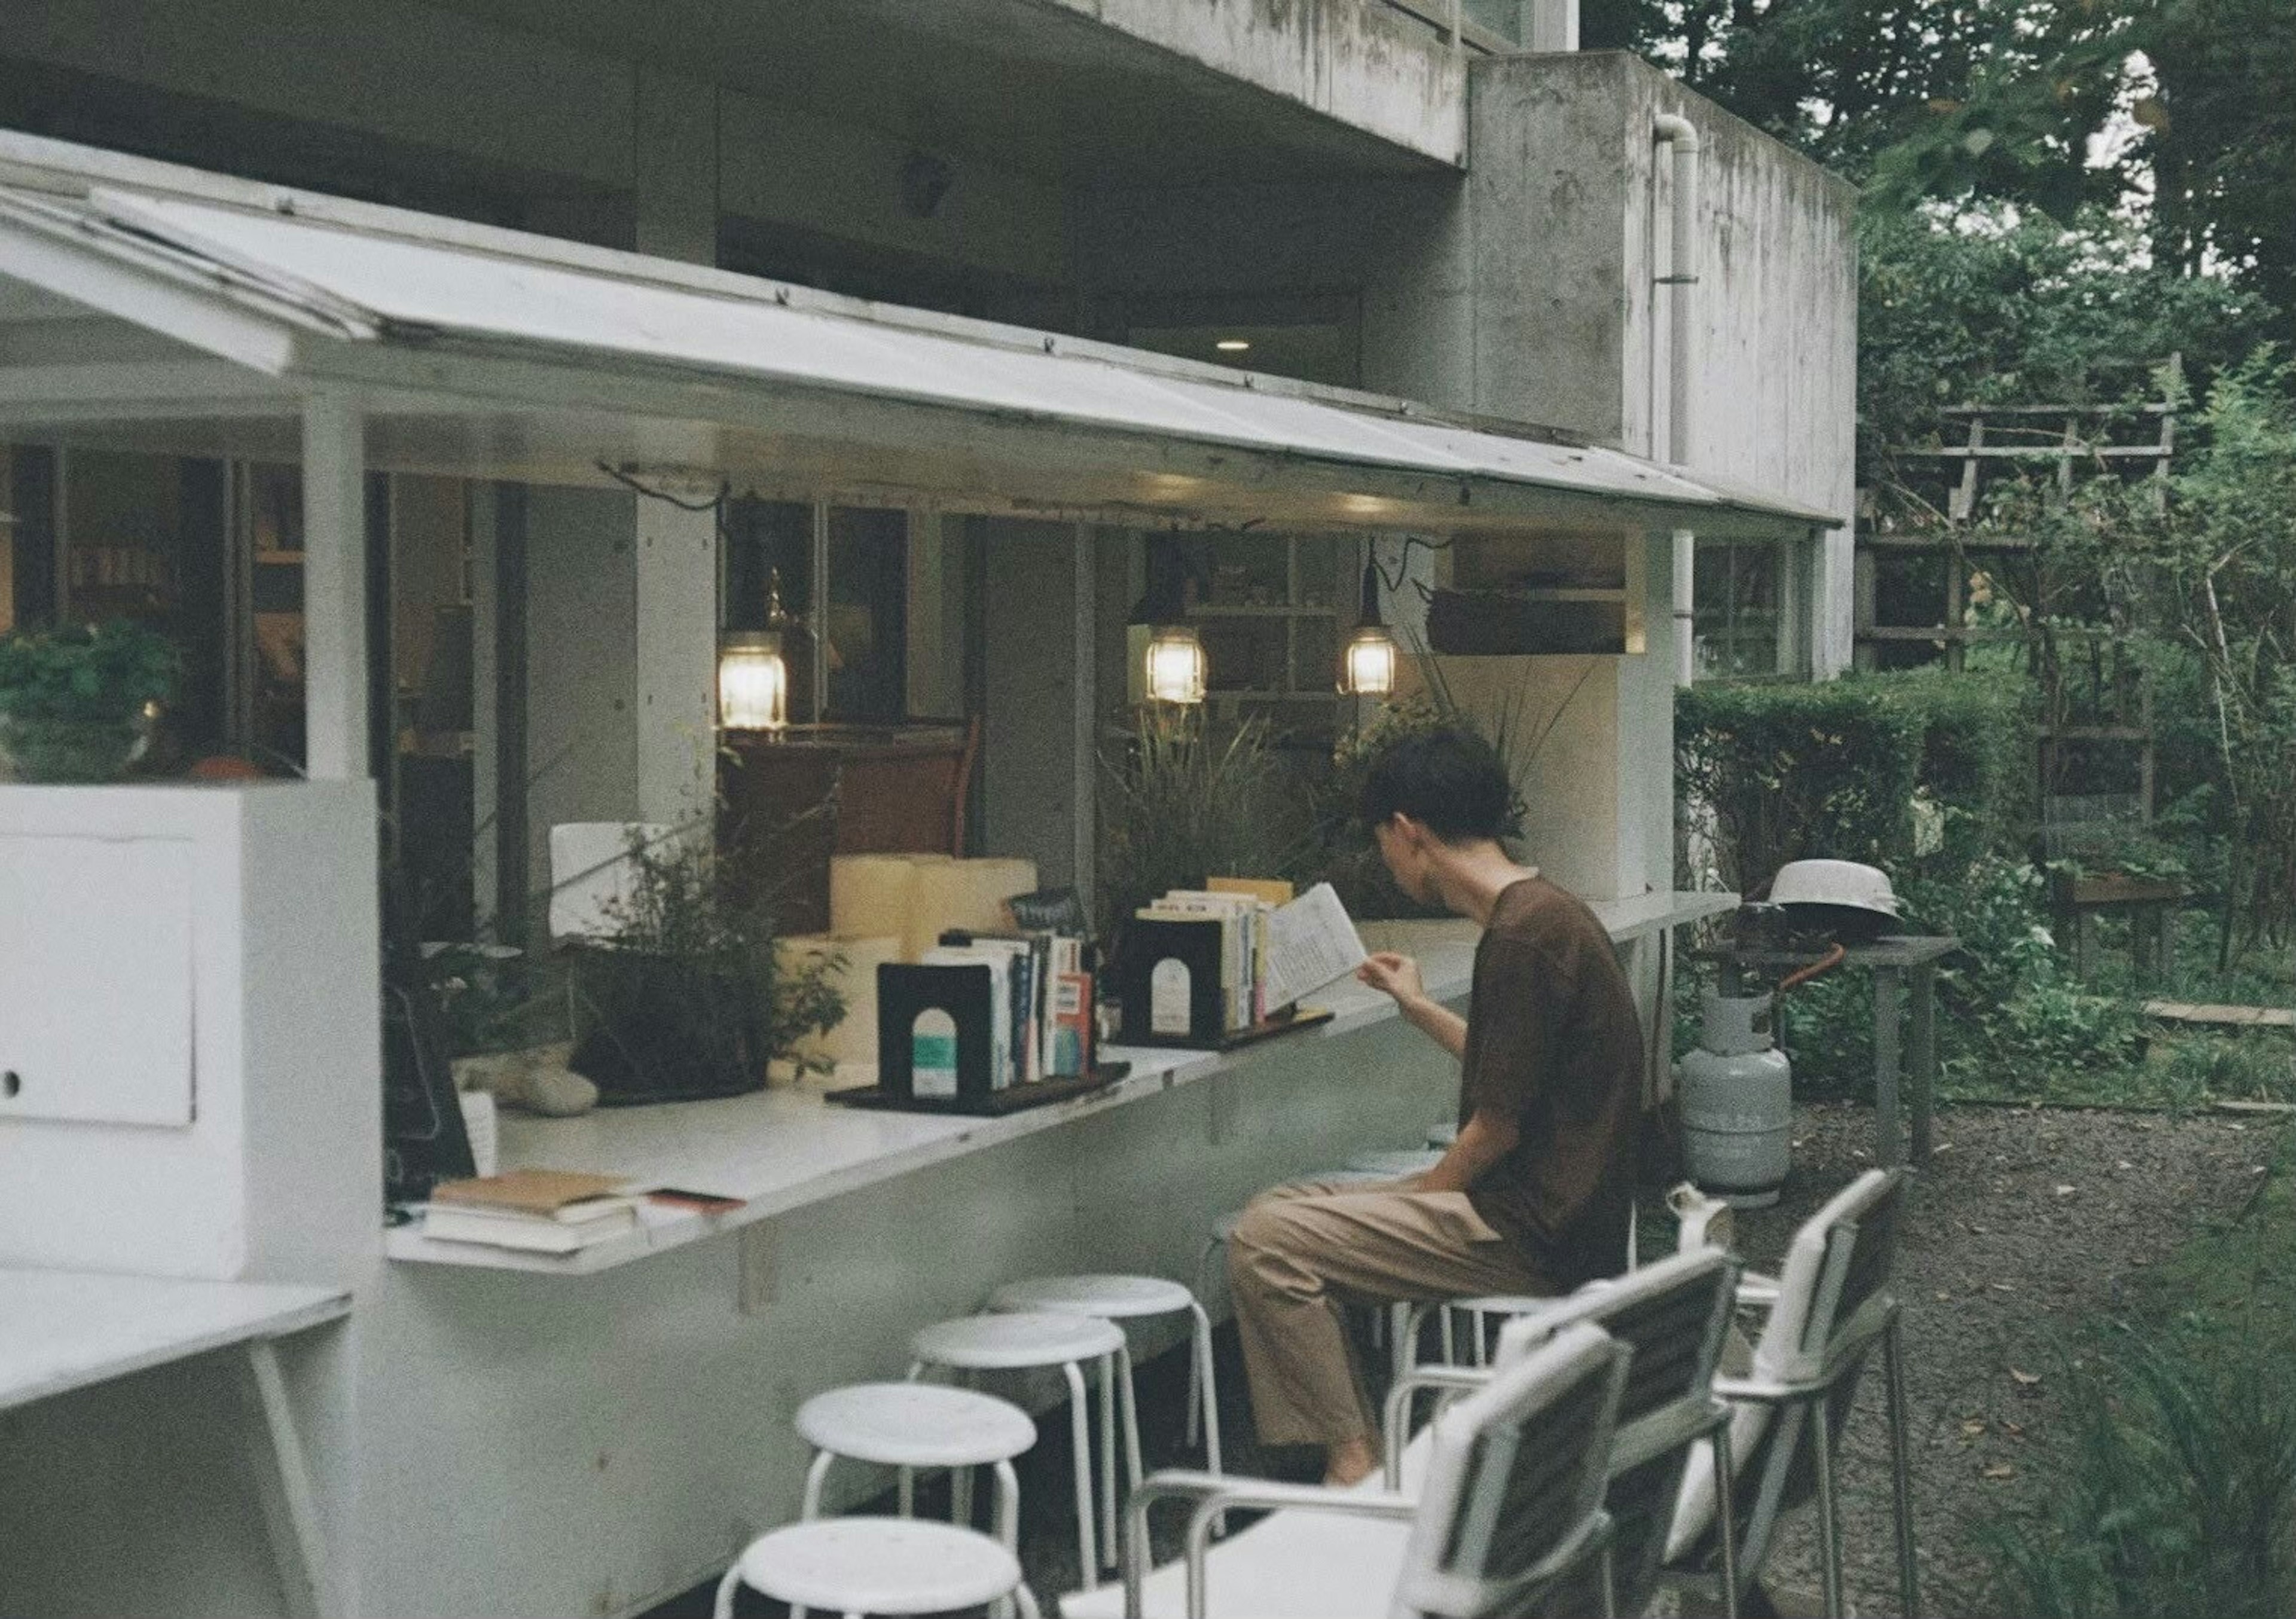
[
  {"x1": 1122, "y1": 878, "x2": 1366, "y2": 1044},
  {"x1": 422, "y1": 1168, "x2": 640, "y2": 1254}
]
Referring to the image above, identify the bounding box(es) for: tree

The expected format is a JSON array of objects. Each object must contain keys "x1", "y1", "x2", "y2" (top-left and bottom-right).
[
  {"x1": 1582, "y1": 0, "x2": 2127, "y2": 211},
  {"x1": 2129, "y1": 0, "x2": 2296, "y2": 319},
  {"x1": 1860, "y1": 204, "x2": 2272, "y2": 491}
]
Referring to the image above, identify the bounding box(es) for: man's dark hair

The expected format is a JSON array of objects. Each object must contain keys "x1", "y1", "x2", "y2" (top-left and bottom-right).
[{"x1": 1358, "y1": 728, "x2": 1512, "y2": 844}]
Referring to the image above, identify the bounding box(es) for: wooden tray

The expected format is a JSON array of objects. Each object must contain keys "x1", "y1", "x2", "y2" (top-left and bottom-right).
[
  {"x1": 1116, "y1": 1006, "x2": 1335, "y2": 1052},
  {"x1": 824, "y1": 1067, "x2": 1127, "y2": 1117}
]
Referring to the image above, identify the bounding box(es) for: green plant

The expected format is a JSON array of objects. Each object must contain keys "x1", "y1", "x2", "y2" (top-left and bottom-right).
[
  {"x1": 0, "y1": 619, "x2": 179, "y2": 781},
  {"x1": 1098, "y1": 710, "x2": 1312, "y2": 942},
  {"x1": 1677, "y1": 680, "x2": 1922, "y2": 888},
  {"x1": 1985, "y1": 1138, "x2": 2296, "y2": 1619},
  {"x1": 567, "y1": 829, "x2": 844, "y2": 1101}
]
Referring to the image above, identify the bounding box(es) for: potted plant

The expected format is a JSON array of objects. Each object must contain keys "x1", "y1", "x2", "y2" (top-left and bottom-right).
[
  {"x1": 566, "y1": 829, "x2": 845, "y2": 1104},
  {"x1": 1097, "y1": 709, "x2": 1312, "y2": 948},
  {"x1": 0, "y1": 620, "x2": 179, "y2": 783}
]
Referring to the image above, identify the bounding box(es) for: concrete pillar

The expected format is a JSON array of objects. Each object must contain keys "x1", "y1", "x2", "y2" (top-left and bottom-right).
[
  {"x1": 301, "y1": 393, "x2": 367, "y2": 781},
  {"x1": 1523, "y1": 0, "x2": 1578, "y2": 51},
  {"x1": 629, "y1": 71, "x2": 720, "y2": 833},
  {"x1": 634, "y1": 496, "x2": 718, "y2": 833},
  {"x1": 979, "y1": 520, "x2": 1089, "y2": 888}
]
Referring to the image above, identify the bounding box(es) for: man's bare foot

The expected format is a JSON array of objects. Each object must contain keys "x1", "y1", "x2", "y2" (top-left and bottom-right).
[{"x1": 1323, "y1": 1436, "x2": 1378, "y2": 1487}]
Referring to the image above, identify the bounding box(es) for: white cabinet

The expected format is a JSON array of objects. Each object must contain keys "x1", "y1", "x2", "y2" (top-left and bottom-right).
[
  {"x1": 0, "y1": 783, "x2": 377, "y2": 1282},
  {"x1": 0, "y1": 834, "x2": 195, "y2": 1127}
]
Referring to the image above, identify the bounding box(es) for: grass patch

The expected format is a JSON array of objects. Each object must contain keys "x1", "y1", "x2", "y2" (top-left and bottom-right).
[{"x1": 1981, "y1": 1127, "x2": 2296, "y2": 1617}]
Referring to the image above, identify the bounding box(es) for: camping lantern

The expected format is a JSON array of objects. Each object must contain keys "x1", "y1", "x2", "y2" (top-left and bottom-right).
[
  {"x1": 717, "y1": 631, "x2": 788, "y2": 732},
  {"x1": 1143, "y1": 624, "x2": 1208, "y2": 706},
  {"x1": 719, "y1": 569, "x2": 796, "y2": 732},
  {"x1": 1339, "y1": 560, "x2": 1397, "y2": 697}
]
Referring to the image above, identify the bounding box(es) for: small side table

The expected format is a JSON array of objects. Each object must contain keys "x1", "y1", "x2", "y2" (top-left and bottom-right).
[{"x1": 1695, "y1": 935, "x2": 1958, "y2": 1168}]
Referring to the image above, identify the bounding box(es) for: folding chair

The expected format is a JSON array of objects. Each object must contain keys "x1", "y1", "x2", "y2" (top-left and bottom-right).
[
  {"x1": 1664, "y1": 1168, "x2": 1919, "y2": 1619},
  {"x1": 1083, "y1": 1321, "x2": 1627, "y2": 1619},
  {"x1": 1382, "y1": 1248, "x2": 1745, "y2": 1619}
]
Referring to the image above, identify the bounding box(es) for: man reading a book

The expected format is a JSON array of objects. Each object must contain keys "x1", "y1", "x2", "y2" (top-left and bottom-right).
[{"x1": 1228, "y1": 728, "x2": 1644, "y2": 1486}]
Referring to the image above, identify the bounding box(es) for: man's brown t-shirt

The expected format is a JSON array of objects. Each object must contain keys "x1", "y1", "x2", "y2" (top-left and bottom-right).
[{"x1": 1458, "y1": 876, "x2": 1644, "y2": 1287}]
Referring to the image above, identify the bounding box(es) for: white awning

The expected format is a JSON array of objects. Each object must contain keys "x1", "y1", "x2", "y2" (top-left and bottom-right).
[{"x1": 0, "y1": 164, "x2": 1836, "y2": 538}]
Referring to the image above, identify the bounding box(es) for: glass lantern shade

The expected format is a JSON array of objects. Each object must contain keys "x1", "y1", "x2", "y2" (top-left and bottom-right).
[
  {"x1": 1341, "y1": 624, "x2": 1399, "y2": 697},
  {"x1": 1143, "y1": 625, "x2": 1208, "y2": 705},
  {"x1": 718, "y1": 631, "x2": 789, "y2": 732}
]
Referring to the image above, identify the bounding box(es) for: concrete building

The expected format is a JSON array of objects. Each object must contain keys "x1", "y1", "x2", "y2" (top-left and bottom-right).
[{"x1": 0, "y1": 5, "x2": 1854, "y2": 1615}]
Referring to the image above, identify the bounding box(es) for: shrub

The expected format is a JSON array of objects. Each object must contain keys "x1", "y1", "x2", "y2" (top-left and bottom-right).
[
  {"x1": 0, "y1": 619, "x2": 179, "y2": 782},
  {"x1": 1677, "y1": 670, "x2": 2028, "y2": 888},
  {"x1": 1097, "y1": 711, "x2": 1312, "y2": 942},
  {"x1": 1677, "y1": 681, "x2": 1921, "y2": 888}
]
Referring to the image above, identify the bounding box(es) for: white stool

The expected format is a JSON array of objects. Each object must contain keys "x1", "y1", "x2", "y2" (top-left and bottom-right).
[
  {"x1": 1198, "y1": 1171, "x2": 1430, "y2": 1397},
  {"x1": 1402, "y1": 1291, "x2": 1552, "y2": 1371},
  {"x1": 712, "y1": 1517, "x2": 1042, "y2": 1619},
  {"x1": 795, "y1": 1382, "x2": 1035, "y2": 1548},
  {"x1": 911, "y1": 1311, "x2": 1128, "y2": 1589},
  {"x1": 989, "y1": 1273, "x2": 1223, "y2": 1526}
]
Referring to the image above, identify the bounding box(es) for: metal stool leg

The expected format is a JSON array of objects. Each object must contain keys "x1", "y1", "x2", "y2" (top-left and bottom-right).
[
  {"x1": 982, "y1": 1457, "x2": 1022, "y2": 1619},
  {"x1": 711, "y1": 1565, "x2": 741, "y2": 1619},
  {"x1": 899, "y1": 1360, "x2": 923, "y2": 1518},
  {"x1": 1809, "y1": 1396, "x2": 1846, "y2": 1619},
  {"x1": 1061, "y1": 1357, "x2": 1100, "y2": 1588},
  {"x1": 1098, "y1": 1351, "x2": 1119, "y2": 1569},
  {"x1": 1187, "y1": 1297, "x2": 1223, "y2": 1475},
  {"x1": 1885, "y1": 1314, "x2": 1922, "y2": 1618},
  {"x1": 1187, "y1": 1236, "x2": 1221, "y2": 1446},
  {"x1": 1712, "y1": 1420, "x2": 1740, "y2": 1619},
  {"x1": 1116, "y1": 1341, "x2": 1146, "y2": 1505},
  {"x1": 993, "y1": 1458, "x2": 1022, "y2": 1550},
  {"x1": 800, "y1": 1448, "x2": 835, "y2": 1518}
]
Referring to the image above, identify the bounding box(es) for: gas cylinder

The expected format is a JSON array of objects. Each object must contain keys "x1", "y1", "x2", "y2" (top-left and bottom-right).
[{"x1": 1675, "y1": 989, "x2": 1793, "y2": 1208}]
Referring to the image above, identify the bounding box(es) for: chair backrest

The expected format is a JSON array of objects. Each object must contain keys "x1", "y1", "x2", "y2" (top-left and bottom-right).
[
  {"x1": 1666, "y1": 1168, "x2": 1910, "y2": 1586},
  {"x1": 1493, "y1": 1249, "x2": 1741, "y2": 1619},
  {"x1": 1393, "y1": 1321, "x2": 1627, "y2": 1619},
  {"x1": 1754, "y1": 1167, "x2": 1907, "y2": 1385}
]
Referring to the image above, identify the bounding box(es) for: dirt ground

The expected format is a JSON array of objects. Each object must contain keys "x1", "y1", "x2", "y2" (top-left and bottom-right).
[
  {"x1": 673, "y1": 1100, "x2": 2271, "y2": 1619},
  {"x1": 1731, "y1": 1100, "x2": 2271, "y2": 1617}
]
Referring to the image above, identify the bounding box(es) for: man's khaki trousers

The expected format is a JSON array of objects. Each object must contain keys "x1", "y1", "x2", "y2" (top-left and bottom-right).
[{"x1": 1227, "y1": 1178, "x2": 1555, "y2": 1449}]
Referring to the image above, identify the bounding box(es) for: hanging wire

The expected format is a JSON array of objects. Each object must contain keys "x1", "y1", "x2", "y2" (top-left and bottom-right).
[{"x1": 1366, "y1": 533, "x2": 1452, "y2": 603}]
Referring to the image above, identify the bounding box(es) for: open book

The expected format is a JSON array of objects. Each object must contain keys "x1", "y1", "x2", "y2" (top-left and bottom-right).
[{"x1": 1260, "y1": 882, "x2": 1369, "y2": 1012}]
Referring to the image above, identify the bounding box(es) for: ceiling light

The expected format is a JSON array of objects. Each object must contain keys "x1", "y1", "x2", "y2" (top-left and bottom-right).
[{"x1": 1215, "y1": 339, "x2": 1251, "y2": 353}]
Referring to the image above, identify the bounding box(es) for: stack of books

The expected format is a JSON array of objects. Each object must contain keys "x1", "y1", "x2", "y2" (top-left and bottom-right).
[
  {"x1": 918, "y1": 927, "x2": 1096, "y2": 1093},
  {"x1": 420, "y1": 1169, "x2": 640, "y2": 1255},
  {"x1": 1135, "y1": 878, "x2": 1299, "y2": 1033},
  {"x1": 1126, "y1": 879, "x2": 1367, "y2": 1042}
]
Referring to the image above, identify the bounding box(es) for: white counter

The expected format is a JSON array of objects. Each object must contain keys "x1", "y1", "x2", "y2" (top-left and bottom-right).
[
  {"x1": 0, "y1": 1268, "x2": 347, "y2": 1411},
  {"x1": 384, "y1": 891, "x2": 1733, "y2": 1276}
]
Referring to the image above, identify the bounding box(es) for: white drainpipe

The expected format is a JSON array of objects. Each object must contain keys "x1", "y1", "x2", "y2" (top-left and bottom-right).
[{"x1": 1653, "y1": 112, "x2": 1702, "y2": 686}]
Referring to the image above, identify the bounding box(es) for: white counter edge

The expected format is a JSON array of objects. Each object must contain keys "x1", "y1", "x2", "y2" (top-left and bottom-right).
[{"x1": 383, "y1": 890, "x2": 1736, "y2": 1276}]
